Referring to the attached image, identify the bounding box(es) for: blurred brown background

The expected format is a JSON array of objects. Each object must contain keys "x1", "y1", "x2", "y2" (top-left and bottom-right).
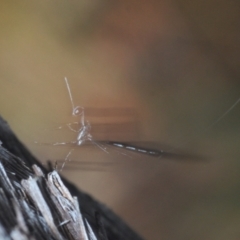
[{"x1": 1, "y1": 0, "x2": 240, "y2": 239}]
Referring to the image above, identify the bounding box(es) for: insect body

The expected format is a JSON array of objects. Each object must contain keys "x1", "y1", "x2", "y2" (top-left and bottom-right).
[
  {"x1": 50, "y1": 78, "x2": 201, "y2": 171},
  {"x1": 63, "y1": 78, "x2": 172, "y2": 159}
]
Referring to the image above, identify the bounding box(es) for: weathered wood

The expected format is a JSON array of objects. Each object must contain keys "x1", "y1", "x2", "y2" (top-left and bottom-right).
[{"x1": 0, "y1": 116, "x2": 143, "y2": 240}]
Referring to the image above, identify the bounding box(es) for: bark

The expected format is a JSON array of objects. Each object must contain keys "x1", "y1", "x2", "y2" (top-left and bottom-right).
[{"x1": 0, "y1": 116, "x2": 143, "y2": 240}]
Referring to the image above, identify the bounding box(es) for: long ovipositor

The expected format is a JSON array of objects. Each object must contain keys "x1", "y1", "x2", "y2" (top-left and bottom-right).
[
  {"x1": 105, "y1": 141, "x2": 163, "y2": 157},
  {"x1": 103, "y1": 141, "x2": 205, "y2": 161}
]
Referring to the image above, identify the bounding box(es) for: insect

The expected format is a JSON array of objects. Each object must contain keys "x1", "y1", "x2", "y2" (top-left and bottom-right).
[
  {"x1": 46, "y1": 78, "x2": 205, "y2": 172},
  {"x1": 37, "y1": 75, "x2": 240, "y2": 173},
  {"x1": 39, "y1": 77, "x2": 240, "y2": 171}
]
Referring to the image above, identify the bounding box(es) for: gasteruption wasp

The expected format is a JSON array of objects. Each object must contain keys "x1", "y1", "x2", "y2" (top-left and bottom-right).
[{"x1": 39, "y1": 77, "x2": 240, "y2": 170}]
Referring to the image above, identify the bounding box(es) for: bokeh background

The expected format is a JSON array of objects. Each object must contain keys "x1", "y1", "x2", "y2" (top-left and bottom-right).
[{"x1": 0, "y1": 1, "x2": 240, "y2": 239}]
